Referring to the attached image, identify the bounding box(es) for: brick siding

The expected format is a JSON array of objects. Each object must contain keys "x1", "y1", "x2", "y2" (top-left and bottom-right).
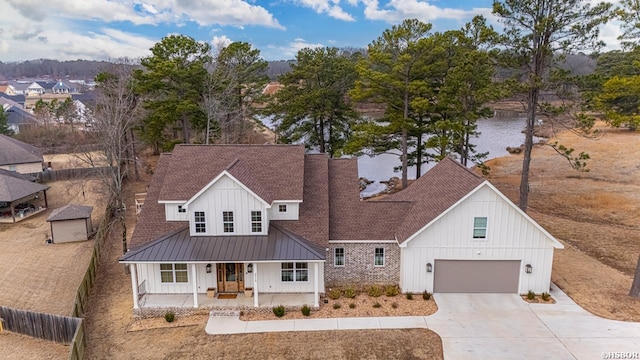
[{"x1": 325, "y1": 243, "x2": 400, "y2": 287}]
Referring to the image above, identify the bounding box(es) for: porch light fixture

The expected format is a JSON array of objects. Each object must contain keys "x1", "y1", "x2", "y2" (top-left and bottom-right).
[
  {"x1": 426, "y1": 263, "x2": 433, "y2": 273},
  {"x1": 247, "y1": 263, "x2": 253, "y2": 273},
  {"x1": 206, "y1": 264, "x2": 212, "y2": 273},
  {"x1": 525, "y1": 264, "x2": 532, "y2": 274}
]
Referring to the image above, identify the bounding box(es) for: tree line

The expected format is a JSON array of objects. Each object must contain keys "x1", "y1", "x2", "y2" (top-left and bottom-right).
[{"x1": 50, "y1": 0, "x2": 639, "y2": 296}]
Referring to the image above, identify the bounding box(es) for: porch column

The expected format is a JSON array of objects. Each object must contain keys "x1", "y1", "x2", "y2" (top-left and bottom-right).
[
  {"x1": 313, "y1": 262, "x2": 319, "y2": 308},
  {"x1": 130, "y1": 264, "x2": 139, "y2": 309},
  {"x1": 253, "y1": 263, "x2": 259, "y2": 307},
  {"x1": 192, "y1": 264, "x2": 198, "y2": 308}
]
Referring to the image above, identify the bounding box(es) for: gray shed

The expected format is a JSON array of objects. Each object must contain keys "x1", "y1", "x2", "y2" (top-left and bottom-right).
[{"x1": 47, "y1": 204, "x2": 93, "y2": 243}]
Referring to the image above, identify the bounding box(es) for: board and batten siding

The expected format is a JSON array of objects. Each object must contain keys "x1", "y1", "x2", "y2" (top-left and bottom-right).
[
  {"x1": 164, "y1": 204, "x2": 188, "y2": 221},
  {"x1": 188, "y1": 174, "x2": 268, "y2": 236},
  {"x1": 256, "y1": 262, "x2": 324, "y2": 293},
  {"x1": 269, "y1": 202, "x2": 300, "y2": 220},
  {"x1": 136, "y1": 262, "x2": 322, "y2": 294},
  {"x1": 136, "y1": 263, "x2": 217, "y2": 294},
  {"x1": 400, "y1": 184, "x2": 557, "y2": 294}
]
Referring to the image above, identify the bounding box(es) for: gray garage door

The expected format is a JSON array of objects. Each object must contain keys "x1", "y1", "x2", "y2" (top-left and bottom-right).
[{"x1": 433, "y1": 260, "x2": 520, "y2": 293}]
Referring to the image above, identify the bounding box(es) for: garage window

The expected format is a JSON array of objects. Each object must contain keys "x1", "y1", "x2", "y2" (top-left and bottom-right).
[{"x1": 473, "y1": 217, "x2": 487, "y2": 238}]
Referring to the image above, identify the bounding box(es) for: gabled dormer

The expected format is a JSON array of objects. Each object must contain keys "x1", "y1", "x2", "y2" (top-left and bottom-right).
[{"x1": 156, "y1": 145, "x2": 306, "y2": 237}]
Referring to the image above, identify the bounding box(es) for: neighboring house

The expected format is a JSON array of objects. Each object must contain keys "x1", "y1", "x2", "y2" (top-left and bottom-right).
[
  {"x1": 0, "y1": 85, "x2": 18, "y2": 96},
  {"x1": 46, "y1": 204, "x2": 93, "y2": 243},
  {"x1": 0, "y1": 168, "x2": 49, "y2": 223},
  {"x1": 1, "y1": 101, "x2": 38, "y2": 134},
  {"x1": 52, "y1": 81, "x2": 71, "y2": 94},
  {"x1": 26, "y1": 82, "x2": 45, "y2": 95},
  {"x1": 120, "y1": 145, "x2": 563, "y2": 311},
  {"x1": 0, "y1": 134, "x2": 43, "y2": 174}
]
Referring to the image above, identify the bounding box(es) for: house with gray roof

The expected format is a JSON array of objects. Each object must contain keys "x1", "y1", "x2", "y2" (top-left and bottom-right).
[
  {"x1": 0, "y1": 134, "x2": 43, "y2": 174},
  {"x1": 120, "y1": 145, "x2": 562, "y2": 313},
  {"x1": 0, "y1": 168, "x2": 49, "y2": 223}
]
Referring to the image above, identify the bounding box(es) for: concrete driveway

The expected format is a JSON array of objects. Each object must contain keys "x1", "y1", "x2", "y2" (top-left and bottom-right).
[{"x1": 430, "y1": 284, "x2": 640, "y2": 359}]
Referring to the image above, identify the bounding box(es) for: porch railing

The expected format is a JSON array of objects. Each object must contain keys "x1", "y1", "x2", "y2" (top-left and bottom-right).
[{"x1": 138, "y1": 280, "x2": 146, "y2": 300}]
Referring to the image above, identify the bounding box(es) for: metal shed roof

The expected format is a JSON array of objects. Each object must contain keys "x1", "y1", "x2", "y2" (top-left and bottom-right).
[{"x1": 120, "y1": 224, "x2": 326, "y2": 263}]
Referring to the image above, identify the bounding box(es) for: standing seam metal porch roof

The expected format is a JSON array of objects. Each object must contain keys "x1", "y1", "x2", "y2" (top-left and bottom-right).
[{"x1": 120, "y1": 223, "x2": 326, "y2": 263}]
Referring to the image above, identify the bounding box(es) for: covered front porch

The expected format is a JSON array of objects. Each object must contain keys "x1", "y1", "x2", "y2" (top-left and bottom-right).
[
  {"x1": 121, "y1": 224, "x2": 327, "y2": 310},
  {"x1": 139, "y1": 293, "x2": 315, "y2": 309}
]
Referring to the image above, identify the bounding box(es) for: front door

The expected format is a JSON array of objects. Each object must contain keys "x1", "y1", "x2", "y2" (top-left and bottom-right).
[{"x1": 216, "y1": 263, "x2": 244, "y2": 292}]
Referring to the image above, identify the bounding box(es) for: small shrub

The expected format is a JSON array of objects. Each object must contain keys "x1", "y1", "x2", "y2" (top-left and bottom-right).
[
  {"x1": 344, "y1": 286, "x2": 358, "y2": 299},
  {"x1": 406, "y1": 292, "x2": 413, "y2": 300},
  {"x1": 349, "y1": 303, "x2": 356, "y2": 309},
  {"x1": 391, "y1": 302, "x2": 398, "y2": 309},
  {"x1": 422, "y1": 291, "x2": 431, "y2": 300},
  {"x1": 164, "y1": 311, "x2": 175, "y2": 323},
  {"x1": 239, "y1": 310, "x2": 244, "y2": 316},
  {"x1": 541, "y1": 292, "x2": 551, "y2": 301},
  {"x1": 333, "y1": 303, "x2": 342, "y2": 310},
  {"x1": 367, "y1": 285, "x2": 382, "y2": 297},
  {"x1": 373, "y1": 302, "x2": 382, "y2": 308},
  {"x1": 385, "y1": 285, "x2": 399, "y2": 297},
  {"x1": 301, "y1": 304, "x2": 311, "y2": 316},
  {"x1": 527, "y1": 290, "x2": 535, "y2": 300},
  {"x1": 328, "y1": 288, "x2": 342, "y2": 300},
  {"x1": 273, "y1": 305, "x2": 286, "y2": 317}
]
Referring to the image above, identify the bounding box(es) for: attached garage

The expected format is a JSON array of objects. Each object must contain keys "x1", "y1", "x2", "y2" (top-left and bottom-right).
[{"x1": 433, "y1": 260, "x2": 520, "y2": 293}]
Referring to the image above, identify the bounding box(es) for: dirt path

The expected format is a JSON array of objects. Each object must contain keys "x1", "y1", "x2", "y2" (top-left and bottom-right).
[{"x1": 486, "y1": 122, "x2": 640, "y2": 321}]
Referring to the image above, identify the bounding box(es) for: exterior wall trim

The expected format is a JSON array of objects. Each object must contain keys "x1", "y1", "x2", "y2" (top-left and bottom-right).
[{"x1": 329, "y1": 240, "x2": 397, "y2": 244}]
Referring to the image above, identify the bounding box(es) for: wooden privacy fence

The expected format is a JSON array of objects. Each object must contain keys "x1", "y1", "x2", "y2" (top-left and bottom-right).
[
  {"x1": 0, "y1": 306, "x2": 81, "y2": 344},
  {"x1": 27, "y1": 166, "x2": 111, "y2": 183}
]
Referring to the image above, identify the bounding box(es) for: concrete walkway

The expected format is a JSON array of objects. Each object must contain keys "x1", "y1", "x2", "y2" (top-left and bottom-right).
[{"x1": 206, "y1": 284, "x2": 640, "y2": 359}]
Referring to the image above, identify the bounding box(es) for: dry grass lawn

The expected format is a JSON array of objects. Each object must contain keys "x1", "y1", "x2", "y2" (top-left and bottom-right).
[
  {"x1": 0, "y1": 179, "x2": 106, "y2": 359},
  {"x1": 486, "y1": 121, "x2": 640, "y2": 321},
  {"x1": 0, "y1": 179, "x2": 106, "y2": 315},
  {"x1": 43, "y1": 152, "x2": 108, "y2": 170}
]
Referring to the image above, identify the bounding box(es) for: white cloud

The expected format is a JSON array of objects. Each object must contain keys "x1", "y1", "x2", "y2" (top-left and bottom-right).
[
  {"x1": 270, "y1": 38, "x2": 325, "y2": 59},
  {"x1": 5, "y1": 0, "x2": 284, "y2": 28},
  {"x1": 294, "y1": 0, "x2": 355, "y2": 21},
  {"x1": 0, "y1": 2, "x2": 155, "y2": 61},
  {"x1": 211, "y1": 35, "x2": 233, "y2": 51},
  {"x1": 359, "y1": 0, "x2": 492, "y2": 23}
]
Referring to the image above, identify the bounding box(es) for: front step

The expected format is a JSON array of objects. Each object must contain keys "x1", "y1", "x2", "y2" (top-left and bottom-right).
[{"x1": 210, "y1": 310, "x2": 240, "y2": 317}]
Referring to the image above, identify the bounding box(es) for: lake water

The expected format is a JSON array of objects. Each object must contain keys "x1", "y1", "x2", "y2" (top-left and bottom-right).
[{"x1": 258, "y1": 115, "x2": 538, "y2": 196}]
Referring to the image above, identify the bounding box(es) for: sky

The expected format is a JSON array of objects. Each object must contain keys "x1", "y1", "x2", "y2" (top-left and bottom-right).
[{"x1": 0, "y1": 0, "x2": 624, "y2": 63}]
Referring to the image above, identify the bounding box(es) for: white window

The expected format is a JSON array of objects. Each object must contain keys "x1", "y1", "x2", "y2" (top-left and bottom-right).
[
  {"x1": 160, "y1": 263, "x2": 188, "y2": 283},
  {"x1": 334, "y1": 248, "x2": 345, "y2": 267},
  {"x1": 374, "y1": 248, "x2": 385, "y2": 266},
  {"x1": 178, "y1": 205, "x2": 186, "y2": 213},
  {"x1": 278, "y1": 204, "x2": 287, "y2": 213},
  {"x1": 473, "y1": 217, "x2": 488, "y2": 239},
  {"x1": 251, "y1": 211, "x2": 262, "y2": 233},
  {"x1": 223, "y1": 211, "x2": 234, "y2": 233},
  {"x1": 281, "y1": 262, "x2": 308, "y2": 282},
  {"x1": 194, "y1": 211, "x2": 206, "y2": 233}
]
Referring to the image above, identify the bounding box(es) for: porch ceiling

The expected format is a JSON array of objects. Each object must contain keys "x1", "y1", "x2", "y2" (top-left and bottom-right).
[{"x1": 120, "y1": 223, "x2": 326, "y2": 263}]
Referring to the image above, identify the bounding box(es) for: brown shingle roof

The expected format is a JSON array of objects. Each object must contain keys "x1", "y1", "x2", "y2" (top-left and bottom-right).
[
  {"x1": 47, "y1": 204, "x2": 93, "y2": 221},
  {"x1": 275, "y1": 154, "x2": 330, "y2": 246},
  {"x1": 158, "y1": 144, "x2": 305, "y2": 203},
  {"x1": 129, "y1": 153, "x2": 186, "y2": 249},
  {"x1": 328, "y1": 158, "x2": 412, "y2": 240},
  {"x1": 381, "y1": 157, "x2": 484, "y2": 244},
  {"x1": 0, "y1": 171, "x2": 49, "y2": 202},
  {"x1": 0, "y1": 134, "x2": 43, "y2": 167}
]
